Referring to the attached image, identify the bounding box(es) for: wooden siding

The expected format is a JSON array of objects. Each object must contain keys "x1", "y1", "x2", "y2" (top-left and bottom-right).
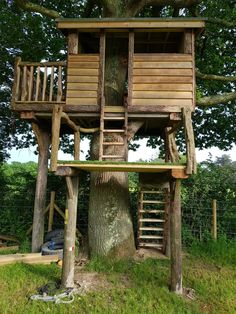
[
  {"x1": 132, "y1": 53, "x2": 194, "y2": 110},
  {"x1": 66, "y1": 54, "x2": 99, "y2": 106}
]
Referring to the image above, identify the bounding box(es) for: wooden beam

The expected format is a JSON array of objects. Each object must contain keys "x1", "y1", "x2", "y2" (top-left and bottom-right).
[
  {"x1": 0, "y1": 253, "x2": 58, "y2": 266},
  {"x1": 57, "y1": 161, "x2": 187, "y2": 173},
  {"x1": 182, "y1": 107, "x2": 197, "y2": 174},
  {"x1": 31, "y1": 123, "x2": 50, "y2": 253},
  {"x1": 171, "y1": 169, "x2": 189, "y2": 179},
  {"x1": 48, "y1": 191, "x2": 56, "y2": 232},
  {"x1": 170, "y1": 180, "x2": 182, "y2": 294},
  {"x1": 74, "y1": 130, "x2": 80, "y2": 160},
  {"x1": 66, "y1": 176, "x2": 74, "y2": 199},
  {"x1": 55, "y1": 166, "x2": 80, "y2": 177},
  {"x1": 128, "y1": 31, "x2": 134, "y2": 106},
  {"x1": 51, "y1": 105, "x2": 63, "y2": 172},
  {"x1": 61, "y1": 176, "x2": 79, "y2": 288},
  {"x1": 68, "y1": 32, "x2": 78, "y2": 55},
  {"x1": 61, "y1": 112, "x2": 79, "y2": 132}
]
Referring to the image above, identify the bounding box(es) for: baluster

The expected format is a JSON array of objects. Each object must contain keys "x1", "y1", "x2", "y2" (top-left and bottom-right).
[
  {"x1": 35, "y1": 66, "x2": 41, "y2": 101},
  {"x1": 21, "y1": 66, "x2": 27, "y2": 101},
  {"x1": 57, "y1": 65, "x2": 62, "y2": 102},
  {"x1": 49, "y1": 66, "x2": 54, "y2": 101},
  {"x1": 28, "y1": 66, "x2": 34, "y2": 101},
  {"x1": 42, "y1": 66, "x2": 47, "y2": 101}
]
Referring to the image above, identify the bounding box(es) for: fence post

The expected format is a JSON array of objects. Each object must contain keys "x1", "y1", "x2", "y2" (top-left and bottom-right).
[{"x1": 212, "y1": 199, "x2": 217, "y2": 240}]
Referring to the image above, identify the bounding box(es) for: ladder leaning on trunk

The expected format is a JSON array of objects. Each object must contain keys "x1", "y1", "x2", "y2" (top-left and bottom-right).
[{"x1": 99, "y1": 104, "x2": 128, "y2": 161}]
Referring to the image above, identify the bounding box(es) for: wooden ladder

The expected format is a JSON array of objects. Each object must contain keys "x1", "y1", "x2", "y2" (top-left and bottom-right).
[
  {"x1": 99, "y1": 106, "x2": 128, "y2": 161},
  {"x1": 137, "y1": 189, "x2": 169, "y2": 251}
]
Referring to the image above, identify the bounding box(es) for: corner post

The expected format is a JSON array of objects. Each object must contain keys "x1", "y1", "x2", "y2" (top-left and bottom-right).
[
  {"x1": 61, "y1": 176, "x2": 79, "y2": 288},
  {"x1": 31, "y1": 122, "x2": 50, "y2": 252},
  {"x1": 170, "y1": 179, "x2": 182, "y2": 294}
]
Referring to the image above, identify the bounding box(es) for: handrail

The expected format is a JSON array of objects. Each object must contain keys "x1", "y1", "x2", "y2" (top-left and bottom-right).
[{"x1": 12, "y1": 57, "x2": 66, "y2": 105}]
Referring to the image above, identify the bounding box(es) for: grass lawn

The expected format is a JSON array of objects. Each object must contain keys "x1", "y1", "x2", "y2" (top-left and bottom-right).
[{"x1": 0, "y1": 249, "x2": 235, "y2": 314}]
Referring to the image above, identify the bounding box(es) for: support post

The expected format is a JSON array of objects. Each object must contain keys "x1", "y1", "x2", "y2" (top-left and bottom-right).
[
  {"x1": 61, "y1": 176, "x2": 79, "y2": 288},
  {"x1": 212, "y1": 199, "x2": 217, "y2": 240},
  {"x1": 182, "y1": 107, "x2": 197, "y2": 175},
  {"x1": 51, "y1": 105, "x2": 63, "y2": 171},
  {"x1": 48, "y1": 191, "x2": 56, "y2": 232},
  {"x1": 31, "y1": 123, "x2": 50, "y2": 252},
  {"x1": 170, "y1": 179, "x2": 182, "y2": 294},
  {"x1": 74, "y1": 130, "x2": 80, "y2": 160}
]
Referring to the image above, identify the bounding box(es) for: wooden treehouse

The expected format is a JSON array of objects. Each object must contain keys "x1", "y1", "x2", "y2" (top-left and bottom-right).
[{"x1": 11, "y1": 18, "x2": 205, "y2": 293}]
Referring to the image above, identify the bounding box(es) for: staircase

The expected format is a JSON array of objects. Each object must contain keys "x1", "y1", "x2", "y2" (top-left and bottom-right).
[
  {"x1": 137, "y1": 189, "x2": 169, "y2": 251},
  {"x1": 99, "y1": 106, "x2": 128, "y2": 161}
]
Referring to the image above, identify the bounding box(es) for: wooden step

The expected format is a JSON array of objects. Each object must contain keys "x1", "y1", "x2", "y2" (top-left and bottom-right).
[
  {"x1": 102, "y1": 155, "x2": 124, "y2": 159},
  {"x1": 140, "y1": 210, "x2": 165, "y2": 214},
  {"x1": 139, "y1": 235, "x2": 163, "y2": 239},
  {"x1": 139, "y1": 243, "x2": 163, "y2": 248},
  {"x1": 140, "y1": 219, "x2": 165, "y2": 223},
  {"x1": 141, "y1": 191, "x2": 164, "y2": 194},
  {"x1": 139, "y1": 227, "x2": 163, "y2": 231},
  {"x1": 104, "y1": 116, "x2": 125, "y2": 120},
  {"x1": 142, "y1": 200, "x2": 165, "y2": 204},
  {"x1": 103, "y1": 142, "x2": 124, "y2": 146},
  {"x1": 103, "y1": 129, "x2": 125, "y2": 133}
]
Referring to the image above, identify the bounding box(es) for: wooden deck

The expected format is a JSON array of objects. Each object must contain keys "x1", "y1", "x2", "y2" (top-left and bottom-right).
[{"x1": 57, "y1": 160, "x2": 188, "y2": 176}]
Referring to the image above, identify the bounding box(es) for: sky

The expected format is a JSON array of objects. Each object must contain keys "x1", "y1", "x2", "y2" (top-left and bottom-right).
[{"x1": 8, "y1": 138, "x2": 236, "y2": 163}]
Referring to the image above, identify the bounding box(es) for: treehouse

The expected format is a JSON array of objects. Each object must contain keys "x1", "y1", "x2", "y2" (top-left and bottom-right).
[{"x1": 11, "y1": 18, "x2": 205, "y2": 293}]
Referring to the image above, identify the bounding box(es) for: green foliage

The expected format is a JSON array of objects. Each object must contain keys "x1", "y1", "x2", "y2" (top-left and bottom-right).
[
  {"x1": 182, "y1": 155, "x2": 236, "y2": 242},
  {"x1": 188, "y1": 235, "x2": 236, "y2": 267}
]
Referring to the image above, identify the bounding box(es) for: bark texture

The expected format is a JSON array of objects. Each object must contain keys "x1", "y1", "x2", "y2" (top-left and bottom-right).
[
  {"x1": 88, "y1": 133, "x2": 136, "y2": 258},
  {"x1": 31, "y1": 123, "x2": 50, "y2": 252}
]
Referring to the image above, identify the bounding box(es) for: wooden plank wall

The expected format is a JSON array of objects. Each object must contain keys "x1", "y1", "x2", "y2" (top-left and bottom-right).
[
  {"x1": 132, "y1": 53, "x2": 194, "y2": 110},
  {"x1": 66, "y1": 54, "x2": 100, "y2": 106}
]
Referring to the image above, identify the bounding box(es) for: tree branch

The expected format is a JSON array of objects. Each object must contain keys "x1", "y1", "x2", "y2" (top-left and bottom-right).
[
  {"x1": 15, "y1": 0, "x2": 61, "y2": 19},
  {"x1": 196, "y1": 70, "x2": 236, "y2": 82},
  {"x1": 197, "y1": 92, "x2": 236, "y2": 107},
  {"x1": 127, "y1": 0, "x2": 202, "y2": 17}
]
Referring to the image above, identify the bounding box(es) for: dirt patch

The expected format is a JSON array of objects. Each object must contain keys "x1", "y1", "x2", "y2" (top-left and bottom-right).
[
  {"x1": 134, "y1": 248, "x2": 168, "y2": 260},
  {"x1": 74, "y1": 271, "x2": 130, "y2": 294}
]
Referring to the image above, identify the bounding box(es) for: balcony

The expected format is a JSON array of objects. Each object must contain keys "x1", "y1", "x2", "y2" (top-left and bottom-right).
[{"x1": 12, "y1": 58, "x2": 66, "y2": 112}]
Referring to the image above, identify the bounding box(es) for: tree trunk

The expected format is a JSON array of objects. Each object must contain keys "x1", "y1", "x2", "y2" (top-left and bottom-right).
[
  {"x1": 31, "y1": 123, "x2": 50, "y2": 252},
  {"x1": 87, "y1": 28, "x2": 138, "y2": 258}
]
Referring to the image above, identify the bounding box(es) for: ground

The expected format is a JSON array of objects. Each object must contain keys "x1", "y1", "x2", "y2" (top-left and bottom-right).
[{"x1": 0, "y1": 247, "x2": 235, "y2": 314}]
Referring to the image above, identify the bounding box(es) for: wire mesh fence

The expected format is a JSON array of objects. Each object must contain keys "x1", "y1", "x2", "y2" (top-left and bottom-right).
[{"x1": 0, "y1": 189, "x2": 235, "y2": 243}]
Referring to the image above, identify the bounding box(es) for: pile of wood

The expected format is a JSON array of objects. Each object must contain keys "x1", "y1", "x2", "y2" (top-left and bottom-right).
[
  {"x1": 0, "y1": 253, "x2": 59, "y2": 266},
  {"x1": 0, "y1": 234, "x2": 20, "y2": 252}
]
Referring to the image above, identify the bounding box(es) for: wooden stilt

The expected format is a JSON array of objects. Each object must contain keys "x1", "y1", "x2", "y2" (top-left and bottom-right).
[
  {"x1": 61, "y1": 176, "x2": 79, "y2": 288},
  {"x1": 170, "y1": 179, "x2": 182, "y2": 294},
  {"x1": 182, "y1": 107, "x2": 197, "y2": 174},
  {"x1": 48, "y1": 191, "x2": 56, "y2": 232},
  {"x1": 51, "y1": 105, "x2": 63, "y2": 172},
  {"x1": 31, "y1": 123, "x2": 50, "y2": 253}
]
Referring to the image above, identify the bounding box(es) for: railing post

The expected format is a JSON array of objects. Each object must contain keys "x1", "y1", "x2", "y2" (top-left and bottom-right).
[{"x1": 212, "y1": 199, "x2": 217, "y2": 240}]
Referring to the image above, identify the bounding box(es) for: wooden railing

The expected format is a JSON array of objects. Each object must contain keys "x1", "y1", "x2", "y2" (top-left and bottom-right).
[{"x1": 12, "y1": 57, "x2": 66, "y2": 106}]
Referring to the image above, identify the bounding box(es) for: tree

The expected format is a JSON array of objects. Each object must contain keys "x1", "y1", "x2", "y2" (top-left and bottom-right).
[{"x1": 1, "y1": 0, "x2": 235, "y2": 257}]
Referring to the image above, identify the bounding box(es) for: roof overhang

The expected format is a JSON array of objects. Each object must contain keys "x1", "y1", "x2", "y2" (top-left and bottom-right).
[{"x1": 56, "y1": 17, "x2": 205, "y2": 33}]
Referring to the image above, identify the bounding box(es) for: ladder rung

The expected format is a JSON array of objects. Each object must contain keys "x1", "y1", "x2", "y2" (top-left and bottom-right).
[
  {"x1": 142, "y1": 200, "x2": 165, "y2": 204},
  {"x1": 139, "y1": 243, "x2": 163, "y2": 248},
  {"x1": 140, "y1": 210, "x2": 164, "y2": 214},
  {"x1": 140, "y1": 227, "x2": 163, "y2": 231},
  {"x1": 139, "y1": 235, "x2": 163, "y2": 239},
  {"x1": 141, "y1": 191, "x2": 165, "y2": 194},
  {"x1": 103, "y1": 129, "x2": 125, "y2": 133},
  {"x1": 103, "y1": 142, "x2": 124, "y2": 146},
  {"x1": 102, "y1": 155, "x2": 124, "y2": 159},
  {"x1": 104, "y1": 117, "x2": 125, "y2": 120},
  {"x1": 140, "y1": 219, "x2": 165, "y2": 223}
]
